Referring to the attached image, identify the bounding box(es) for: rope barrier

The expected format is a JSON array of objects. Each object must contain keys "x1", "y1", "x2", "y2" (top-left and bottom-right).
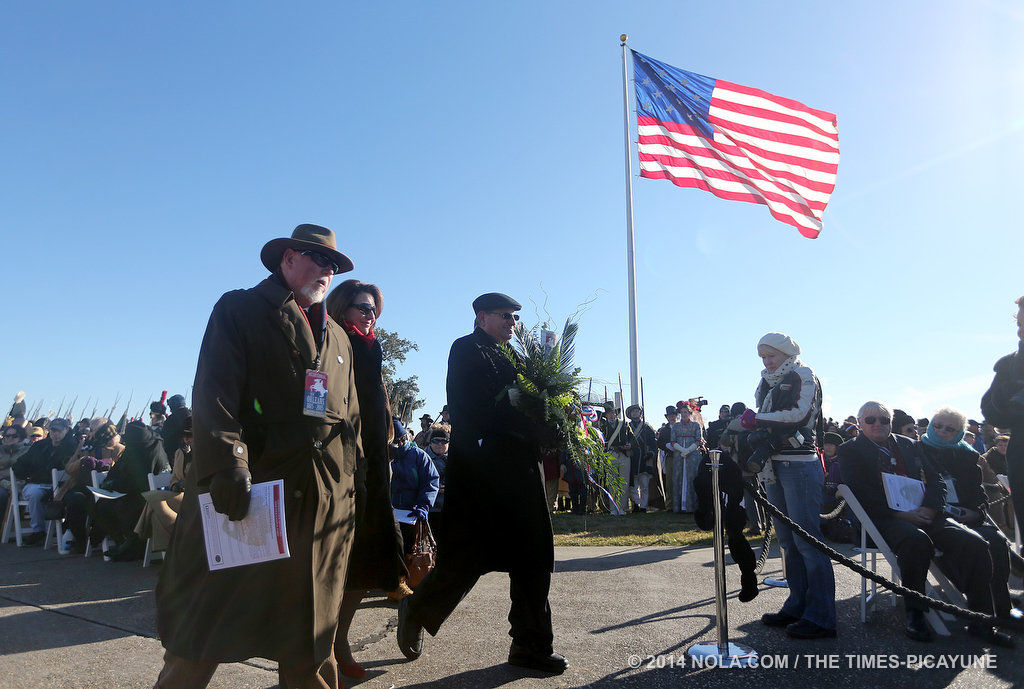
[
  {"x1": 745, "y1": 485, "x2": 1023, "y2": 630},
  {"x1": 819, "y1": 498, "x2": 847, "y2": 521}
]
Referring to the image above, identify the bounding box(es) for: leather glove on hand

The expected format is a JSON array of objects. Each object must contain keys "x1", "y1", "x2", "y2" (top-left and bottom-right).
[{"x1": 210, "y1": 466, "x2": 252, "y2": 521}]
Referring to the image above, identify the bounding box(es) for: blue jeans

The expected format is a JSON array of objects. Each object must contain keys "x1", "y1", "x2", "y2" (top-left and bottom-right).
[{"x1": 766, "y1": 458, "x2": 836, "y2": 630}]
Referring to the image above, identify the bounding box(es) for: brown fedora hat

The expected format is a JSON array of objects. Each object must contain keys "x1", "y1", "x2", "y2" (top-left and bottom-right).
[{"x1": 260, "y1": 223, "x2": 354, "y2": 274}]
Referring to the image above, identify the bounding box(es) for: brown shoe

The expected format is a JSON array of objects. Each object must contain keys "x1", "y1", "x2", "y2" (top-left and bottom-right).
[{"x1": 387, "y1": 579, "x2": 414, "y2": 601}]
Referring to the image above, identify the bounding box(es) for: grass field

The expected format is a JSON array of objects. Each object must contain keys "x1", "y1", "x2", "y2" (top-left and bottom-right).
[{"x1": 550, "y1": 510, "x2": 715, "y2": 547}]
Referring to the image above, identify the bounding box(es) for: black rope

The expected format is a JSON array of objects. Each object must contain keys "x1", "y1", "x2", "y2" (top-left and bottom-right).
[
  {"x1": 747, "y1": 487, "x2": 1021, "y2": 629},
  {"x1": 754, "y1": 517, "x2": 774, "y2": 574}
]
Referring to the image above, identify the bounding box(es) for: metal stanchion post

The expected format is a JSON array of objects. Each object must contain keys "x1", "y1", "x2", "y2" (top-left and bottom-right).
[{"x1": 688, "y1": 450, "x2": 758, "y2": 668}]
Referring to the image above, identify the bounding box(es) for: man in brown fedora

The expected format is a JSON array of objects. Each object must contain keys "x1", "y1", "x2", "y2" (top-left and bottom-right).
[{"x1": 154, "y1": 224, "x2": 362, "y2": 689}]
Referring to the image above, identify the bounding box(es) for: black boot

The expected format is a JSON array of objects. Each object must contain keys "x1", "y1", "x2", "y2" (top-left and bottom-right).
[{"x1": 905, "y1": 609, "x2": 934, "y2": 642}]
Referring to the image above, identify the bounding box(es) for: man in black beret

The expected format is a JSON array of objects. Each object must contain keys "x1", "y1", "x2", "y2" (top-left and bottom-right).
[{"x1": 397, "y1": 291, "x2": 568, "y2": 674}]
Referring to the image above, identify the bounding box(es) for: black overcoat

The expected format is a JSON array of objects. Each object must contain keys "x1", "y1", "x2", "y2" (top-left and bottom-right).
[
  {"x1": 342, "y1": 328, "x2": 406, "y2": 590},
  {"x1": 155, "y1": 276, "x2": 360, "y2": 669},
  {"x1": 439, "y1": 327, "x2": 553, "y2": 574}
]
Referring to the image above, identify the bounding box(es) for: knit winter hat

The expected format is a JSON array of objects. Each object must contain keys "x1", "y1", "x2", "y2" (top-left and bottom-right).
[
  {"x1": 892, "y1": 409, "x2": 915, "y2": 431},
  {"x1": 757, "y1": 332, "x2": 801, "y2": 357},
  {"x1": 823, "y1": 432, "x2": 844, "y2": 447}
]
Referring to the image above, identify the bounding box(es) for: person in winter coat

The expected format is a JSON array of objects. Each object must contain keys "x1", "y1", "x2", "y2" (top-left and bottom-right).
[
  {"x1": 325, "y1": 278, "x2": 406, "y2": 680},
  {"x1": 981, "y1": 294, "x2": 1024, "y2": 536},
  {"x1": 0, "y1": 424, "x2": 30, "y2": 517},
  {"x1": 391, "y1": 418, "x2": 440, "y2": 526},
  {"x1": 93, "y1": 420, "x2": 169, "y2": 561},
  {"x1": 12, "y1": 417, "x2": 76, "y2": 546},
  {"x1": 154, "y1": 224, "x2": 361, "y2": 689},
  {"x1": 397, "y1": 292, "x2": 568, "y2": 674},
  {"x1": 918, "y1": 408, "x2": 1018, "y2": 621},
  {"x1": 736, "y1": 332, "x2": 836, "y2": 640}
]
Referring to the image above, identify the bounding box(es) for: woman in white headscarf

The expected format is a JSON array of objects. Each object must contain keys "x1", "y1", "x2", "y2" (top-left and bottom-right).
[{"x1": 733, "y1": 332, "x2": 836, "y2": 639}]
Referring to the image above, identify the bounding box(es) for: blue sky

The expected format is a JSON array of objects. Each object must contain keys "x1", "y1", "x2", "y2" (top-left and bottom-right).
[{"x1": 2, "y1": 2, "x2": 1022, "y2": 426}]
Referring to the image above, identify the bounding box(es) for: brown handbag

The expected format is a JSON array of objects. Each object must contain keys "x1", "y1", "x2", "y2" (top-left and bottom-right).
[{"x1": 405, "y1": 519, "x2": 437, "y2": 589}]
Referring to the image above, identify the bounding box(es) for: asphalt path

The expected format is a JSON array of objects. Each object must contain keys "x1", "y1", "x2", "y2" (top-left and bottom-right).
[{"x1": 1, "y1": 537, "x2": 1021, "y2": 688}]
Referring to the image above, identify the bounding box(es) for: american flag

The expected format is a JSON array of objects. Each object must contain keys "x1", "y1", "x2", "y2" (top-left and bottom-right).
[{"x1": 632, "y1": 51, "x2": 839, "y2": 239}]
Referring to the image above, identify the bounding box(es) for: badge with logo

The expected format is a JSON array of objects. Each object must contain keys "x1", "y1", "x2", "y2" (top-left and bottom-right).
[{"x1": 303, "y1": 370, "x2": 329, "y2": 418}]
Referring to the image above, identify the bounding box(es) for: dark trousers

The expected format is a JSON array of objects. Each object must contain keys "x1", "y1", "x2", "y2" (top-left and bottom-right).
[
  {"x1": 971, "y1": 522, "x2": 1013, "y2": 617},
  {"x1": 407, "y1": 560, "x2": 554, "y2": 652},
  {"x1": 876, "y1": 516, "x2": 994, "y2": 613}
]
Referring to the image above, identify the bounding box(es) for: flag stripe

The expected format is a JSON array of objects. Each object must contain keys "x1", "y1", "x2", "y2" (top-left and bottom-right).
[
  {"x1": 638, "y1": 133, "x2": 836, "y2": 194},
  {"x1": 638, "y1": 118, "x2": 838, "y2": 178},
  {"x1": 639, "y1": 165, "x2": 823, "y2": 238},
  {"x1": 632, "y1": 51, "x2": 838, "y2": 238},
  {"x1": 709, "y1": 101, "x2": 839, "y2": 148},
  {"x1": 717, "y1": 79, "x2": 838, "y2": 125},
  {"x1": 638, "y1": 140, "x2": 833, "y2": 204},
  {"x1": 638, "y1": 150, "x2": 823, "y2": 218},
  {"x1": 710, "y1": 111, "x2": 840, "y2": 157},
  {"x1": 714, "y1": 85, "x2": 838, "y2": 140}
]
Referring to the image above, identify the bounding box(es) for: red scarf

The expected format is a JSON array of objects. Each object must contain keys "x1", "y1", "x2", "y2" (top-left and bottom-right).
[{"x1": 342, "y1": 320, "x2": 375, "y2": 345}]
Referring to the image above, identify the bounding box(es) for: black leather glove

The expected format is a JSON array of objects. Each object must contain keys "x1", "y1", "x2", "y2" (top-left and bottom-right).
[{"x1": 209, "y1": 466, "x2": 252, "y2": 521}]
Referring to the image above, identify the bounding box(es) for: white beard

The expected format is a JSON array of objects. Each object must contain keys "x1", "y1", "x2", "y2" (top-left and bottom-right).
[{"x1": 299, "y1": 282, "x2": 328, "y2": 305}]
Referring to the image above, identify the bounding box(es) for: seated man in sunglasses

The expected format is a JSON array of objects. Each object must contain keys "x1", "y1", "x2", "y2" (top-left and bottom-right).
[{"x1": 838, "y1": 401, "x2": 1012, "y2": 646}]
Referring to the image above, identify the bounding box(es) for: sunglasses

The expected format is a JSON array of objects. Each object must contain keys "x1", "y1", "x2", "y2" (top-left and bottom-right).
[
  {"x1": 932, "y1": 423, "x2": 960, "y2": 433},
  {"x1": 490, "y1": 311, "x2": 520, "y2": 321},
  {"x1": 298, "y1": 250, "x2": 342, "y2": 275},
  {"x1": 862, "y1": 416, "x2": 890, "y2": 426},
  {"x1": 350, "y1": 303, "x2": 376, "y2": 316},
  {"x1": 3, "y1": 434, "x2": 17, "y2": 440},
  {"x1": 430, "y1": 438, "x2": 448, "y2": 444}
]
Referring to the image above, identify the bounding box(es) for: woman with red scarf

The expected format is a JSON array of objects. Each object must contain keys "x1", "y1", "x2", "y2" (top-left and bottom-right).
[{"x1": 325, "y1": 280, "x2": 406, "y2": 680}]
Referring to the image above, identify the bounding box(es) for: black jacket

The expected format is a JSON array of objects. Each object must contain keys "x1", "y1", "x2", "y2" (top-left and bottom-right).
[
  {"x1": 13, "y1": 434, "x2": 76, "y2": 484},
  {"x1": 918, "y1": 442, "x2": 987, "y2": 522},
  {"x1": 982, "y1": 350, "x2": 1024, "y2": 481},
  {"x1": 161, "y1": 407, "x2": 191, "y2": 460},
  {"x1": 838, "y1": 433, "x2": 944, "y2": 524},
  {"x1": 441, "y1": 327, "x2": 552, "y2": 573},
  {"x1": 102, "y1": 422, "x2": 169, "y2": 494}
]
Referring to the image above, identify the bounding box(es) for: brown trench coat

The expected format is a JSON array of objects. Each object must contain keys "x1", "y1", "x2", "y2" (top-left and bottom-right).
[{"x1": 155, "y1": 276, "x2": 361, "y2": 669}]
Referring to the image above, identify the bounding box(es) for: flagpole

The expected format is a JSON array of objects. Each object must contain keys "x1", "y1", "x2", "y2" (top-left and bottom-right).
[{"x1": 620, "y1": 34, "x2": 640, "y2": 406}]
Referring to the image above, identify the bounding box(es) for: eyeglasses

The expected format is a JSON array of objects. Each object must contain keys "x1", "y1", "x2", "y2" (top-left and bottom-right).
[
  {"x1": 861, "y1": 416, "x2": 891, "y2": 426},
  {"x1": 932, "y1": 423, "x2": 960, "y2": 433},
  {"x1": 298, "y1": 250, "x2": 342, "y2": 275},
  {"x1": 350, "y1": 303, "x2": 376, "y2": 316},
  {"x1": 490, "y1": 311, "x2": 520, "y2": 321},
  {"x1": 2, "y1": 434, "x2": 17, "y2": 440}
]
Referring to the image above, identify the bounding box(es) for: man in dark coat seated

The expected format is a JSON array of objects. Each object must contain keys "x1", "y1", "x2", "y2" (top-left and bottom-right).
[
  {"x1": 838, "y1": 400, "x2": 1012, "y2": 646},
  {"x1": 397, "y1": 292, "x2": 568, "y2": 674}
]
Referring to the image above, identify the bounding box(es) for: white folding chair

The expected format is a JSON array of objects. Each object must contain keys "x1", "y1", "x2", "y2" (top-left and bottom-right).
[
  {"x1": 84, "y1": 469, "x2": 112, "y2": 557},
  {"x1": 142, "y1": 471, "x2": 175, "y2": 567},
  {"x1": 838, "y1": 484, "x2": 966, "y2": 636},
  {"x1": 43, "y1": 467, "x2": 68, "y2": 554},
  {"x1": 1, "y1": 467, "x2": 30, "y2": 546}
]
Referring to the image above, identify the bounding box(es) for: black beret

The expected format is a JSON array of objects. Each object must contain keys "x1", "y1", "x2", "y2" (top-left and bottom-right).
[{"x1": 472, "y1": 292, "x2": 522, "y2": 313}]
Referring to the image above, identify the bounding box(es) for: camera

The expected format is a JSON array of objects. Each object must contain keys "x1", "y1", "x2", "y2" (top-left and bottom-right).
[
  {"x1": 689, "y1": 396, "x2": 709, "y2": 408},
  {"x1": 731, "y1": 428, "x2": 804, "y2": 474}
]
